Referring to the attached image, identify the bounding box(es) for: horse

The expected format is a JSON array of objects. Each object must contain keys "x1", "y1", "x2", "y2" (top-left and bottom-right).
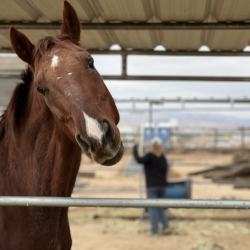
[{"x1": 0, "y1": 1, "x2": 123, "y2": 249}]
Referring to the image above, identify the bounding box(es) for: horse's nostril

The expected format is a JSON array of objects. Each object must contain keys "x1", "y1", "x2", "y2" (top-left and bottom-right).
[
  {"x1": 76, "y1": 134, "x2": 90, "y2": 152},
  {"x1": 103, "y1": 119, "x2": 115, "y2": 145}
]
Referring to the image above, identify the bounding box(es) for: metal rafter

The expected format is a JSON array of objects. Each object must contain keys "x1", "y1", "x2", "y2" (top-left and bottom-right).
[
  {"x1": 2, "y1": 48, "x2": 250, "y2": 56},
  {"x1": 118, "y1": 108, "x2": 250, "y2": 112},
  {"x1": 115, "y1": 98, "x2": 250, "y2": 112},
  {"x1": 1, "y1": 21, "x2": 250, "y2": 30},
  {"x1": 115, "y1": 98, "x2": 250, "y2": 103},
  {"x1": 102, "y1": 76, "x2": 250, "y2": 81},
  {"x1": 1, "y1": 71, "x2": 250, "y2": 82}
]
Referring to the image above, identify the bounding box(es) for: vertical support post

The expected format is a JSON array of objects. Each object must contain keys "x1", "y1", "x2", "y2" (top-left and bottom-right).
[
  {"x1": 149, "y1": 102, "x2": 153, "y2": 140},
  {"x1": 138, "y1": 125, "x2": 144, "y2": 199},
  {"x1": 145, "y1": 102, "x2": 153, "y2": 153},
  {"x1": 132, "y1": 100, "x2": 136, "y2": 111},
  {"x1": 181, "y1": 98, "x2": 185, "y2": 110},
  {"x1": 230, "y1": 98, "x2": 234, "y2": 110},
  {"x1": 214, "y1": 129, "x2": 218, "y2": 149},
  {"x1": 122, "y1": 54, "x2": 127, "y2": 78},
  {"x1": 170, "y1": 128, "x2": 173, "y2": 149},
  {"x1": 241, "y1": 127, "x2": 245, "y2": 149},
  {"x1": 138, "y1": 125, "x2": 144, "y2": 219}
]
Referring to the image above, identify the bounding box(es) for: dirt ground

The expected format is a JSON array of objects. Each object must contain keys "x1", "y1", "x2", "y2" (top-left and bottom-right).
[{"x1": 69, "y1": 151, "x2": 250, "y2": 250}]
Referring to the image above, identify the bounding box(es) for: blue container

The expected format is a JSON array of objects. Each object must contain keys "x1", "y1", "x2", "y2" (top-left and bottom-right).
[
  {"x1": 143, "y1": 127, "x2": 155, "y2": 142},
  {"x1": 158, "y1": 127, "x2": 171, "y2": 146},
  {"x1": 165, "y1": 179, "x2": 191, "y2": 199}
]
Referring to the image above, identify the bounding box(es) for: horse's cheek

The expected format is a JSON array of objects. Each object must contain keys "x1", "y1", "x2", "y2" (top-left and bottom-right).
[{"x1": 44, "y1": 96, "x2": 67, "y2": 121}]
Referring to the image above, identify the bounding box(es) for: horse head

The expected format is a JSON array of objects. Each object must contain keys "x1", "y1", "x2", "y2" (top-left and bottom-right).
[{"x1": 9, "y1": 1, "x2": 123, "y2": 166}]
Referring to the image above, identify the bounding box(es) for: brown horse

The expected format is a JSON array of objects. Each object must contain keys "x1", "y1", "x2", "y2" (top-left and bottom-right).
[{"x1": 0, "y1": 1, "x2": 123, "y2": 249}]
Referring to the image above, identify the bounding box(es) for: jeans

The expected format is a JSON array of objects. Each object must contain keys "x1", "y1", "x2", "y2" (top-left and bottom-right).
[{"x1": 146, "y1": 186, "x2": 169, "y2": 234}]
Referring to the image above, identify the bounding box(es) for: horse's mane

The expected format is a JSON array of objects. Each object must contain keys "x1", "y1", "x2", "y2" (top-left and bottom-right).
[
  {"x1": 0, "y1": 68, "x2": 33, "y2": 139},
  {"x1": 0, "y1": 34, "x2": 79, "y2": 140}
]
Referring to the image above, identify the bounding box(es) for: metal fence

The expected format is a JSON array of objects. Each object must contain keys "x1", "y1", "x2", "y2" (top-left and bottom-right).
[
  {"x1": 0, "y1": 197, "x2": 249, "y2": 209},
  {"x1": 121, "y1": 128, "x2": 250, "y2": 150}
]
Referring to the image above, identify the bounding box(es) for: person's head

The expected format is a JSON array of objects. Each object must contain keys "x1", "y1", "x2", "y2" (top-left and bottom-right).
[{"x1": 150, "y1": 137, "x2": 163, "y2": 157}]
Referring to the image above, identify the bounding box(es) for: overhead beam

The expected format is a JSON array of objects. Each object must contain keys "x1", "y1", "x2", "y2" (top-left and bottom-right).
[
  {"x1": 102, "y1": 75, "x2": 250, "y2": 82},
  {"x1": 115, "y1": 98, "x2": 250, "y2": 103},
  {"x1": 2, "y1": 97, "x2": 250, "y2": 112},
  {"x1": 90, "y1": 50, "x2": 250, "y2": 57},
  {"x1": 115, "y1": 98, "x2": 250, "y2": 112},
  {"x1": 0, "y1": 72, "x2": 20, "y2": 78},
  {"x1": 1, "y1": 48, "x2": 250, "y2": 57},
  {"x1": 1, "y1": 21, "x2": 250, "y2": 30},
  {"x1": 118, "y1": 108, "x2": 250, "y2": 112},
  {"x1": 1, "y1": 72, "x2": 250, "y2": 82}
]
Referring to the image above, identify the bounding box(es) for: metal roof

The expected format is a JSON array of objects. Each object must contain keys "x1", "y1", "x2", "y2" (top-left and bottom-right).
[{"x1": 1, "y1": 0, "x2": 250, "y2": 51}]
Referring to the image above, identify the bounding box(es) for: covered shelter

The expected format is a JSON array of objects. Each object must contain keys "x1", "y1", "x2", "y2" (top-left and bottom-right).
[{"x1": 1, "y1": 0, "x2": 250, "y2": 107}]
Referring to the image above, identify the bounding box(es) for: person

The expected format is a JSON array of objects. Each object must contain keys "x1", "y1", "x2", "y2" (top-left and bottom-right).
[{"x1": 133, "y1": 137, "x2": 170, "y2": 235}]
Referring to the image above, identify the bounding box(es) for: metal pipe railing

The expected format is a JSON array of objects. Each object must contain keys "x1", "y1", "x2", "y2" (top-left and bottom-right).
[{"x1": 0, "y1": 197, "x2": 249, "y2": 209}]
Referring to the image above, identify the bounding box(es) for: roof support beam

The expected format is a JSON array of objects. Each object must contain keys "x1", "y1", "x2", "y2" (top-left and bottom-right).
[
  {"x1": 90, "y1": 50, "x2": 250, "y2": 57},
  {"x1": 115, "y1": 98, "x2": 250, "y2": 104},
  {"x1": 118, "y1": 108, "x2": 250, "y2": 112},
  {"x1": 1, "y1": 72, "x2": 250, "y2": 82},
  {"x1": 1, "y1": 21, "x2": 250, "y2": 30},
  {"x1": 102, "y1": 75, "x2": 250, "y2": 82},
  {"x1": 115, "y1": 98, "x2": 250, "y2": 112},
  {"x1": 1, "y1": 48, "x2": 250, "y2": 57}
]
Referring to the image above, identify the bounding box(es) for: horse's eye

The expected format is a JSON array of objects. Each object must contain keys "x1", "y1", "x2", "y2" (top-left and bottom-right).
[
  {"x1": 87, "y1": 60, "x2": 94, "y2": 70},
  {"x1": 37, "y1": 85, "x2": 49, "y2": 96}
]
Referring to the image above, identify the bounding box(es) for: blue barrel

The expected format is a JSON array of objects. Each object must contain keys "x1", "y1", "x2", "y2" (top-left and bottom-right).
[{"x1": 165, "y1": 179, "x2": 191, "y2": 199}]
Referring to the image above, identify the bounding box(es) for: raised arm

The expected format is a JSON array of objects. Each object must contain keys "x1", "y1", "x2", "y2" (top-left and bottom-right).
[{"x1": 133, "y1": 146, "x2": 150, "y2": 164}]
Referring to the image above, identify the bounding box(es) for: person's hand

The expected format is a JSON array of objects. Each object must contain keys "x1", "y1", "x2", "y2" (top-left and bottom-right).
[{"x1": 133, "y1": 139, "x2": 139, "y2": 148}]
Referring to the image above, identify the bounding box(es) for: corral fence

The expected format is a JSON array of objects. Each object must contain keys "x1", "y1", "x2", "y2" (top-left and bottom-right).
[
  {"x1": 0, "y1": 197, "x2": 249, "y2": 209},
  {"x1": 121, "y1": 128, "x2": 250, "y2": 150}
]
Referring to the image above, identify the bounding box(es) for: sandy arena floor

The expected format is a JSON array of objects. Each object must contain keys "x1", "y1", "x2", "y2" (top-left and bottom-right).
[{"x1": 69, "y1": 151, "x2": 250, "y2": 250}]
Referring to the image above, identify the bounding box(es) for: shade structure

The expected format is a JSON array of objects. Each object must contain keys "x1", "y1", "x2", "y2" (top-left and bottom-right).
[{"x1": 1, "y1": 0, "x2": 250, "y2": 51}]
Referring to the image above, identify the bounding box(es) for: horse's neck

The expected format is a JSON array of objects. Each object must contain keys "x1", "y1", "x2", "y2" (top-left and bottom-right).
[{"x1": 1, "y1": 90, "x2": 81, "y2": 197}]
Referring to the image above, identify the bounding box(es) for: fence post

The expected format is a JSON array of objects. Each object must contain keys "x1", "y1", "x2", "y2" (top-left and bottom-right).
[
  {"x1": 241, "y1": 127, "x2": 245, "y2": 149},
  {"x1": 214, "y1": 129, "x2": 218, "y2": 149}
]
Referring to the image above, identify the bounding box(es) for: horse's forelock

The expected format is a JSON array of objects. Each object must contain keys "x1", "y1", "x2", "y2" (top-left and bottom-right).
[
  {"x1": 33, "y1": 36, "x2": 56, "y2": 64},
  {"x1": 33, "y1": 34, "x2": 79, "y2": 65}
]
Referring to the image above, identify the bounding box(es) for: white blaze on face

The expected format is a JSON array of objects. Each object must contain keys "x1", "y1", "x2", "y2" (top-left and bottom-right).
[
  {"x1": 51, "y1": 55, "x2": 59, "y2": 68},
  {"x1": 83, "y1": 112, "x2": 103, "y2": 143}
]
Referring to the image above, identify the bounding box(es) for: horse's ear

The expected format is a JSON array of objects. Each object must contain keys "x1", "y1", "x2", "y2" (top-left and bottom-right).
[
  {"x1": 9, "y1": 26, "x2": 34, "y2": 66},
  {"x1": 61, "y1": 0, "x2": 81, "y2": 42}
]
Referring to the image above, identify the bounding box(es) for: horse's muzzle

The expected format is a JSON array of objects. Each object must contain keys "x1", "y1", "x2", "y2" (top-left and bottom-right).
[
  {"x1": 75, "y1": 133, "x2": 124, "y2": 166},
  {"x1": 101, "y1": 141, "x2": 124, "y2": 166}
]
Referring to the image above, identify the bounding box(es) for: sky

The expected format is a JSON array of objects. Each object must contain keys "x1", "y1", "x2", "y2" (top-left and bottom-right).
[{"x1": 91, "y1": 53, "x2": 250, "y2": 128}]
